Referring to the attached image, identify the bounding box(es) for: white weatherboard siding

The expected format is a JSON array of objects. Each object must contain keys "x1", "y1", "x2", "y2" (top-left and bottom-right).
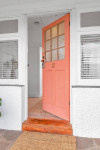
[
  {"x1": 72, "y1": 87, "x2": 100, "y2": 138},
  {"x1": 0, "y1": 86, "x2": 23, "y2": 130}
]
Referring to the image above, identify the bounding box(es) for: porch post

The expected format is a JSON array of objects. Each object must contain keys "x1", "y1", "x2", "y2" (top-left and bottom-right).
[{"x1": 19, "y1": 15, "x2": 28, "y2": 122}]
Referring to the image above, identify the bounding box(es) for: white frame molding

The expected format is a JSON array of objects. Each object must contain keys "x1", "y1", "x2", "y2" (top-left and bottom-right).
[
  {"x1": 0, "y1": 17, "x2": 27, "y2": 85},
  {"x1": 76, "y1": 8, "x2": 100, "y2": 86},
  {"x1": 77, "y1": 7, "x2": 100, "y2": 32},
  {"x1": 27, "y1": 10, "x2": 72, "y2": 123}
]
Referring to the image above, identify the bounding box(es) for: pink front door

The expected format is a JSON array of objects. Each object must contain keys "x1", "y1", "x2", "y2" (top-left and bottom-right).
[{"x1": 42, "y1": 14, "x2": 70, "y2": 120}]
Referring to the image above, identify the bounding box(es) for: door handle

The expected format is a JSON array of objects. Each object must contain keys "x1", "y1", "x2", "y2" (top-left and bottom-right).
[
  {"x1": 41, "y1": 59, "x2": 45, "y2": 69},
  {"x1": 42, "y1": 61, "x2": 45, "y2": 69},
  {"x1": 41, "y1": 59, "x2": 48, "y2": 69}
]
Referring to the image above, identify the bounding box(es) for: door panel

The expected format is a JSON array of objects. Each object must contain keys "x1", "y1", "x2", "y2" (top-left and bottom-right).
[
  {"x1": 42, "y1": 14, "x2": 70, "y2": 120},
  {"x1": 55, "y1": 70, "x2": 65, "y2": 108},
  {"x1": 45, "y1": 70, "x2": 53, "y2": 105}
]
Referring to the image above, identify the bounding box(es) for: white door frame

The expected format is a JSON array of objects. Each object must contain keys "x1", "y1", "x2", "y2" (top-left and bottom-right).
[{"x1": 26, "y1": 10, "x2": 72, "y2": 122}]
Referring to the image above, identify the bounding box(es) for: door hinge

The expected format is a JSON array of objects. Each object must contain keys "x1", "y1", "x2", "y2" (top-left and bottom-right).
[
  {"x1": 69, "y1": 21, "x2": 70, "y2": 26},
  {"x1": 69, "y1": 101, "x2": 70, "y2": 105}
]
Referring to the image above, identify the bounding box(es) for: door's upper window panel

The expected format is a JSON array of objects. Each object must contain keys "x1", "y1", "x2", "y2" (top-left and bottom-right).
[
  {"x1": 45, "y1": 21, "x2": 65, "y2": 62},
  {"x1": 58, "y1": 35, "x2": 65, "y2": 47},
  {"x1": 52, "y1": 38, "x2": 57, "y2": 50},
  {"x1": 81, "y1": 12, "x2": 100, "y2": 27},
  {"x1": 46, "y1": 51, "x2": 51, "y2": 62},
  {"x1": 0, "y1": 20, "x2": 18, "y2": 34},
  {"x1": 52, "y1": 25, "x2": 57, "y2": 38},
  {"x1": 59, "y1": 22, "x2": 65, "y2": 35},
  {"x1": 46, "y1": 29, "x2": 50, "y2": 40},
  {"x1": 52, "y1": 50, "x2": 57, "y2": 61},
  {"x1": 58, "y1": 48, "x2": 65, "y2": 60},
  {"x1": 46, "y1": 40, "x2": 51, "y2": 51}
]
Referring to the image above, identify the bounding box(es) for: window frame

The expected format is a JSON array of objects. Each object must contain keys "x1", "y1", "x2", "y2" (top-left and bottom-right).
[
  {"x1": 76, "y1": 8, "x2": 100, "y2": 86},
  {"x1": 77, "y1": 7, "x2": 100, "y2": 32},
  {"x1": 0, "y1": 35, "x2": 22, "y2": 85},
  {"x1": 0, "y1": 16, "x2": 26, "y2": 85}
]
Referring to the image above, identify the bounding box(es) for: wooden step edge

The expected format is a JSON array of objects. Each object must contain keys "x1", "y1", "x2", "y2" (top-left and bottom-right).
[
  {"x1": 22, "y1": 123, "x2": 73, "y2": 135},
  {"x1": 22, "y1": 126, "x2": 73, "y2": 135},
  {"x1": 22, "y1": 122, "x2": 72, "y2": 130},
  {"x1": 28, "y1": 118, "x2": 70, "y2": 123},
  {"x1": 27, "y1": 118, "x2": 71, "y2": 127}
]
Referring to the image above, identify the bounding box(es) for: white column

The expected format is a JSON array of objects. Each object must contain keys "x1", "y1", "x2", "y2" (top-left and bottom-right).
[{"x1": 19, "y1": 15, "x2": 28, "y2": 122}]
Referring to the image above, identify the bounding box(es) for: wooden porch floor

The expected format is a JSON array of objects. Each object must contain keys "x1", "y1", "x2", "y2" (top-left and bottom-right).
[
  {"x1": 22, "y1": 97, "x2": 73, "y2": 135},
  {"x1": 28, "y1": 97, "x2": 63, "y2": 120}
]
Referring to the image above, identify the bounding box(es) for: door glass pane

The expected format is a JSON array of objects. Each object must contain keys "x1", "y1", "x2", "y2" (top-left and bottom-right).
[
  {"x1": 52, "y1": 25, "x2": 57, "y2": 38},
  {"x1": 46, "y1": 51, "x2": 51, "y2": 61},
  {"x1": 46, "y1": 29, "x2": 50, "y2": 40},
  {"x1": 58, "y1": 35, "x2": 65, "y2": 47},
  {"x1": 52, "y1": 37, "x2": 57, "y2": 49},
  {"x1": 59, "y1": 22, "x2": 65, "y2": 35},
  {"x1": 58, "y1": 48, "x2": 65, "y2": 60},
  {"x1": 52, "y1": 50, "x2": 57, "y2": 61},
  {"x1": 46, "y1": 40, "x2": 50, "y2": 51}
]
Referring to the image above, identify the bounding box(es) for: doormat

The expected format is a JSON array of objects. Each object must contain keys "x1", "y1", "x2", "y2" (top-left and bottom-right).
[{"x1": 10, "y1": 131, "x2": 76, "y2": 150}]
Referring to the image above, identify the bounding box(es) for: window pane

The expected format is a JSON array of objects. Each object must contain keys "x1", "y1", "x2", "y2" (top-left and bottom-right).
[
  {"x1": 52, "y1": 50, "x2": 57, "y2": 61},
  {"x1": 0, "y1": 20, "x2": 18, "y2": 34},
  {"x1": 81, "y1": 34, "x2": 100, "y2": 79},
  {"x1": 46, "y1": 51, "x2": 51, "y2": 62},
  {"x1": 52, "y1": 37, "x2": 57, "y2": 49},
  {"x1": 52, "y1": 25, "x2": 57, "y2": 38},
  {"x1": 0, "y1": 40, "x2": 18, "y2": 79},
  {"x1": 81, "y1": 12, "x2": 100, "y2": 27},
  {"x1": 46, "y1": 29, "x2": 50, "y2": 40},
  {"x1": 58, "y1": 35, "x2": 65, "y2": 47},
  {"x1": 59, "y1": 22, "x2": 65, "y2": 35},
  {"x1": 58, "y1": 48, "x2": 65, "y2": 60},
  {"x1": 46, "y1": 40, "x2": 50, "y2": 51}
]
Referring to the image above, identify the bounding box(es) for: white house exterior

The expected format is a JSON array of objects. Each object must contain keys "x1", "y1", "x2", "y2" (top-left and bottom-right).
[{"x1": 0, "y1": 0, "x2": 100, "y2": 138}]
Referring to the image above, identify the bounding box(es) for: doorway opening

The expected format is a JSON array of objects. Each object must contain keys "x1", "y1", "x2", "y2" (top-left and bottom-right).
[{"x1": 28, "y1": 12, "x2": 70, "y2": 121}]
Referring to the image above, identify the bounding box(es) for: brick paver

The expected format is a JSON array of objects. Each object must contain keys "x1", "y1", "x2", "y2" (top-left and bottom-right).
[{"x1": 0, "y1": 129, "x2": 100, "y2": 150}]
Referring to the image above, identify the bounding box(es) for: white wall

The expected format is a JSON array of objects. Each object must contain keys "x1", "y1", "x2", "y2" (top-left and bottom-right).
[
  {"x1": 72, "y1": 87, "x2": 100, "y2": 138},
  {"x1": 28, "y1": 13, "x2": 65, "y2": 97},
  {"x1": 39, "y1": 47, "x2": 42, "y2": 97},
  {"x1": 0, "y1": 15, "x2": 28, "y2": 131},
  {"x1": 70, "y1": 8, "x2": 100, "y2": 138},
  {"x1": 0, "y1": 86, "x2": 23, "y2": 130}
]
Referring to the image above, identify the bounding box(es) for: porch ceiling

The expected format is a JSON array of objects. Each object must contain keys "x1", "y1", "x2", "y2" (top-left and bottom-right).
[{"x1": 0, "y1": 0, "x2": 99, "y2": 18}]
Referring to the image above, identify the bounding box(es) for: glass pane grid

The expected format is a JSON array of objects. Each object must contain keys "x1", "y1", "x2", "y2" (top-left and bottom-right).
[{"x1": 45, "y1": 21, "x2": 65, "y2": 62}]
